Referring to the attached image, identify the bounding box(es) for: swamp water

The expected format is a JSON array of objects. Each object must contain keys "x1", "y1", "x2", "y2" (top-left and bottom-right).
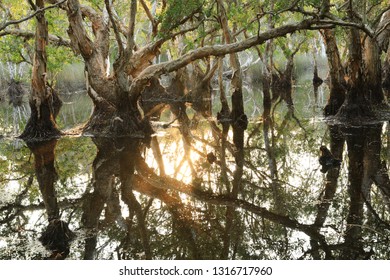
[{"x1": 0, "y1": 83, "x2": 389, "y2": 260}]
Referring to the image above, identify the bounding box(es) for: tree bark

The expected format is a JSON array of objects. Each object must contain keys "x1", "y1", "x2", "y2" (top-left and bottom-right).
[
  {"x1": 336, "y1": 26, "x2": 373, "y2": 119},
  {"x1": 363, "y1": 36, "x2": 384, "y2": 104},
  {"x1": 20, "y1": 0, "x2": 62, "y2": 140},
  {"x1": 321, "y1": 29, "x2": 346, "y2": 116}
]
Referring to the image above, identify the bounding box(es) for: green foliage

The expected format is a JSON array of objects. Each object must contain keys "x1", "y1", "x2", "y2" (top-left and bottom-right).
[
  {"x1": 302, "y1": 0, "x2": 322, "y2": 8},
  {"x1": 0, "y1": 36, "x2": 30, "y2": 64},
  {"x1": 158, "y1": 0, "x2": 202, "y2": 35},
  {"x1": 46, "y1": 45, "x2": 78, "y2": 76}
]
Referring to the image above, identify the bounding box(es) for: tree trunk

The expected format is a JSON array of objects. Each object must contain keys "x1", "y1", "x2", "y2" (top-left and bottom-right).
[
  {"x1": 341, "y1": 126, "x2": 370, "y2": 259},
  {"x1": 314, "y1": 125, "x2": 344, "y2": 227},
  {"x1": 217, "y1": 0, "x2": 247, "y2": 259},
  {"x1": 28, "y1": 139, "x2": 59, "y2": 221},
  {"x1": 20, "y1": 0, "x2": 62, "y2": 140},
  {"x1": 321, "y1": 29, "x2": 346, "y2": 116},
  {"x1": 310, "y1": 125, "x2": 344, "y2": 259},
  {"x1": 81, "y1": 138, "x2": 119, "y2": 259},
  {"x1": 336, "y1": 27, "x2": 373, "y2": 119},
  {"x1": 27, "y1": 139, "x2": 75, "y2": 260},
  {"x1": 363, "y1": 37, "x2": 384, "y2": 104}
]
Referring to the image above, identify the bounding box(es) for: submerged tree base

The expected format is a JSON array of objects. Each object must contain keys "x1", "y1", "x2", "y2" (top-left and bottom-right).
[
  {"x1": 19, "y1": 87, "x2": 63, "y2": 141},
  {"x1": 19, "y1": 110, "x2": 62, "y2": 141},
  {"x1": 82, "y1": 106, "x2": 154, "y2": 144},
  {"x1": 324, "y1": 99, "x2": 344, "y2": 116},
  {"x1": 19, "y1": 123, "x2": 62, "y2": 141},
  {"x1": 335, "y1": 102, "x2": 374, "y2": 120},
  {"x1": 39, "y1": 219, "x2": 75, "y2": 260}
]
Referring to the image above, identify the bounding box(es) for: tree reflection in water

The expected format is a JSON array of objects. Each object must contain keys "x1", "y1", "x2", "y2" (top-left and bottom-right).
[
  {"x1": 1, "y1": 91, "x2": 390, "y2": 260},
  {"x1": 26, "y1": 139, "x2": 75, "y2": 259}
]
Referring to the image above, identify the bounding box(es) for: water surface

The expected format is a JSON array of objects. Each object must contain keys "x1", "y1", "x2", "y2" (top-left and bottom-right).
[{"x1": 1, "y1": 83, "x2": 389, "y2": 260}]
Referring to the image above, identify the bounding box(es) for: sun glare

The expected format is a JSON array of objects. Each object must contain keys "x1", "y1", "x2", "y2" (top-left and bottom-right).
[{"x1": 145, "y1": 126, "x2": 214, "y2": 185}]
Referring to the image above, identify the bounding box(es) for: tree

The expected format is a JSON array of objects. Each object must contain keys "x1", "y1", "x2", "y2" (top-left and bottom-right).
[
  {"x1": 41, "y1": 0, "x2": 332, "y2": 140},
  {"x1": 318, "y1": 0, "x2": 388, "y2": 118},
  {"x1": 16, "y1": 0, "x2": 62, "y2": 139}
]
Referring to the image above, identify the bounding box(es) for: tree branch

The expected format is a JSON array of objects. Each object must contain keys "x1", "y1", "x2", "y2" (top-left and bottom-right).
[
  {"x1": 0, "y1": 0, "x2": 67, "y2": 31},
  {"x1": 104, "y1": 0, "x2": 124, "y2": 56},
  {"x1": 139, "y1": 0, "x2": 157, "y2": 35},
  {"x1": 0, "y1": 28, "x2": 71, "y2": 47},
  {"x1": 126, "y1": 0, "x2": 137, "y2": 58},
  {"x1": 317, "y1": 18, "x2": 375, "y2": 37},
  {"x1": 129, "y1": 19, "x2": 320, "y2": 95}
]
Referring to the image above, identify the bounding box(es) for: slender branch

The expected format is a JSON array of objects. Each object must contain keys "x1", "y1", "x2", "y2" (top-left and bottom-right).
[
  {"x1": 0, "y1": 29, "x2": 71, "y2": 47},
  {"x1": 139, "y1": 0, "x2": 157, "y2": 35},
  {"x1": 0, "y1": 0, "x2": 67, "y2": 31},
  {"x1": 27, "y1": 0, "x2": 37, "y2": 10},
  {"x1": 126, "y1": 0, "x2": 137, "y2": 58},
  {"x1": 317, "y1": 18, "x2": 375, "y2": 37},
  {"x1": 104, "y1": 0, "x2": 124, "y2": 56},
  {"x1": 139, "y1": 0, "x2": 154, "y2": 23},
  {"x1": 126, "y1": 20, "x2": 205, "y2": 76}
]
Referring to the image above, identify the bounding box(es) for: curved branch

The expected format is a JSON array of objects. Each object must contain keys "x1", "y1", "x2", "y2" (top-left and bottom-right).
[
  {"x1": 318, "y1": 18, "x2": 375, "y2": 37},
  {"x1": 0, "y1": 0, "x2": 67, "y2": 31},
  {"x1": 129, "y1": 19, "x2": 320, "y2": 95}
]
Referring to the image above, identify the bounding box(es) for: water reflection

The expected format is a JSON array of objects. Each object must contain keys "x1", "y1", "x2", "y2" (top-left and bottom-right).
[
  {"x1": 0, "y1": 85, "x2": 389, "y2": 260},
  {"x1": 26, "y1": 139, "x2": 75, "y2": 259}
]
